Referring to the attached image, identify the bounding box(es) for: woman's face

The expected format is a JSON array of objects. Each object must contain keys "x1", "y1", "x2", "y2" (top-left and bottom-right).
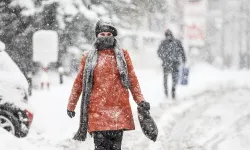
[{"x1": 97, "y1": 32, "x2": 113, "y2": 38}]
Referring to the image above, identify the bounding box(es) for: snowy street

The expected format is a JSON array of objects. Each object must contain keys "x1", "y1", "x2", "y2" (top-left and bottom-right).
[
  {"x1": 1, "y1": 0, "x2": 250, "y2": 150},
  {"x1": 2, "y1": 63, "x2": 250, "y2": 150},
  {"x1": 152, "y1": 89, "x2": 250, "y2": 150}
]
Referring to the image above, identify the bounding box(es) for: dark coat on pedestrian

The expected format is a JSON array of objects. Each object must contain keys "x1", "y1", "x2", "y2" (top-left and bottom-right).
[{"x1": 157, "y1": 30, "x2": 186, "y2": 71}]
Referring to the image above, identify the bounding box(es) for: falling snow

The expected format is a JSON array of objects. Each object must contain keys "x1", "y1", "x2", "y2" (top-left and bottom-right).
[{"x1": 1, "y1": 0, "x2": 250, "y2": 150}]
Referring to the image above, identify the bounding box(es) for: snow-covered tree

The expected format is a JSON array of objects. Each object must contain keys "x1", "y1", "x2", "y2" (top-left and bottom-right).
[
  {"x1": 0, "y1": 0, "x2": 169, "y2": 75},
  {"x1": 0, "y1": 0, "x2": 35, "y2": 76}
]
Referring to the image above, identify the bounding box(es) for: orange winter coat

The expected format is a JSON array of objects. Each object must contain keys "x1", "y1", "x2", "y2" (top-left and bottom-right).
[{"x1": 67, "y1": 49, "x2": 145, "y2": 133}]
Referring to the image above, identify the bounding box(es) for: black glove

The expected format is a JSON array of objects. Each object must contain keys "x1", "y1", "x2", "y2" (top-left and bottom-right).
[
  {"x1": 67, "y1": 110, "x2": 75, "y2": 118},
  {"x1": 138, "y1": 101, "x2": 150, "y2": 111}
]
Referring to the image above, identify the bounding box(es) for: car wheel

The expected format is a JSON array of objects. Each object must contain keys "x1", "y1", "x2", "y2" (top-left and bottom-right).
[{"x1": 0, "y1": 110, "x2": 21, "y2": 137}]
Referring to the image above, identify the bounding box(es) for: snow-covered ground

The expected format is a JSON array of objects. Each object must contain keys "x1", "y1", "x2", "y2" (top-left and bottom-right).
[{"x1": 1, "y1": 63, "x2": 250, "y2": 150}]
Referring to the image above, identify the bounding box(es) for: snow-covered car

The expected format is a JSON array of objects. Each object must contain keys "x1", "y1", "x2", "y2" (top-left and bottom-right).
[{"x1": 0, "y1": 41, "x2": 33, "y2": 137}]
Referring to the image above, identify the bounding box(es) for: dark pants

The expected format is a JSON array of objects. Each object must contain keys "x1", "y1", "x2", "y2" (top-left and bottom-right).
[
  {"x1": 163, "y1": 62, "x2": 179, "y2": 99},
  {"x1": 93, "y1": 130, "x2": 123, "y2": 150}
]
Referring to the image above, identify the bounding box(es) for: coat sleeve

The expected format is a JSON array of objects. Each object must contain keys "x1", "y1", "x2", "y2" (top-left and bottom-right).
[
  {"x1": 67, "y1": 52, "x2": 88, "y2": 111},
  {"x1": 177, "y1": 40, "x2": 186, "y2": 63},
  {"x1": 123, "y1": 49, "x2": 145, "y2": 104},
  {"x1": 157, "y1": 41, "x2": 164, "y2": 60}
]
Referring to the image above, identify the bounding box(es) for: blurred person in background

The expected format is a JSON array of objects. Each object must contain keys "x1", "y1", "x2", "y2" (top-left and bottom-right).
[
  {"x1": 58, "y1": 66, "x2": 64, "y2": 84},
  {"x1": 157, "y1": 29, "x2": 186, "y2": 99},
  {"x1": 40, "y1": 67, "x2": 50, "y2": 90},
  {"x1": 66, "y1": 19, "x2": 150, "y2": 150}
]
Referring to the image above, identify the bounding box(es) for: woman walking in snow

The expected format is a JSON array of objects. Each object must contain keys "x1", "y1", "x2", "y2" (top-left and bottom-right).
[{"x1": 67, "y1": 19, "x2": 150, "y2": 150}]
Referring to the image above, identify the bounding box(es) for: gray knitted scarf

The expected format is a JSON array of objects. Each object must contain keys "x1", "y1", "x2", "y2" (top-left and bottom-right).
[{"x1": 73, "y1": 39, "x2": 130, "y2": 141}]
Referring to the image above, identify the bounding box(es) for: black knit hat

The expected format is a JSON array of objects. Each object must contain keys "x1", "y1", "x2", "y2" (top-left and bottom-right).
[
  {"x1": 165, "y1": 29, "x2": 173, "y2": 38},
  {"x1": 95, "y1": 19, "x2": 118, "y2": 37}
]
